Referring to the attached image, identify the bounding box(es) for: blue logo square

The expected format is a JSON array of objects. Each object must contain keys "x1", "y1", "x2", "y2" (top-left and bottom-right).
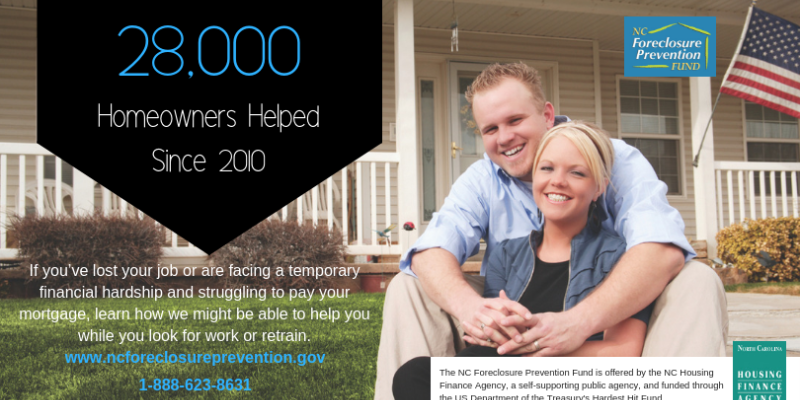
[{"x1": 624, "y1": 17, "x2": 716, "y2": 77}]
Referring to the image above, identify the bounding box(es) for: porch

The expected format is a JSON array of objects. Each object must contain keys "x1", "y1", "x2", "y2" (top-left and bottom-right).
[
  {"x1": 380, "y1": 0, "x2": 800, "y2": 261},
  {"x1": 1, "y1": 143, "x2": 799, "y2": 267},
  {"x1": 0, "y1": 143, "x2": 405, "y2": 264},
  {"x1": 712, "y1": 161, "x2": 800, "y2": 235}
]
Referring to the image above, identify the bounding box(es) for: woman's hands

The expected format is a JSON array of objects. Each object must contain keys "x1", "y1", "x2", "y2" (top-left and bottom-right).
[
  {"x1": 463, "y1": 293, "x2": 646, "y2": 357},
  {"x1": 461, "y1": 290, "x2": 533, "y2": 349},
  {"x1": 461, "y1": 290, "x2": 586, "y2": 357}
]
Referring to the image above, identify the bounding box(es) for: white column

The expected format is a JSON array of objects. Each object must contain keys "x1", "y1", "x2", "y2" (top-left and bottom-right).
[
  {"x1": 395, "y1": 0, "x2": 420, "y2": 252},
  {"x1": 690, "y1": 77, "x2": 718, "y2": 258},
  {"x1": 36, "y1": 156, "x2": 44, "y2": 215},
  {"x1": 71, "y1": 167, "x2": 95, "y2": 215}
]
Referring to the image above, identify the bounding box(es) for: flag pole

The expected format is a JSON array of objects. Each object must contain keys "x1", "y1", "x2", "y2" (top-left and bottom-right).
[{"x1": 691, "y1": 3, "x2": 756, "y2": 167}]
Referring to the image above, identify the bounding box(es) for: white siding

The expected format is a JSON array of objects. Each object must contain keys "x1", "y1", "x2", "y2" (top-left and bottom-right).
[
  {"x1": 708, "y1": 59, "x2": 748, "y2": 229},
  {"x1": 710, "y1": 60, "x2": 746, "y2": 162},
  {"x1": 0, "y1": 8, "x2": 35, "y2": 143},
  {"x1": 412, "y1": 28, "x2": 597, "y2": 121},
  {"x1": 382, "y1": 25, "x2": 599, "y2": 151},
  {"x1": 381, "y1": 27, "x2": 397, "y2": 153}
]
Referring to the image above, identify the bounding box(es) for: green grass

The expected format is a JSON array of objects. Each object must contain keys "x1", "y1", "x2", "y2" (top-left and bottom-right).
[
  {"x1": 0, "y1": 293, "x2": 385, "y2": 399},
  {"x1": 724, "y1": 282, "x2": 800, "y2": 296}
]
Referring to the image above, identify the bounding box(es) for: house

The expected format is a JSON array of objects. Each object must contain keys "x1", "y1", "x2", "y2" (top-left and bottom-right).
[
  {"x1": 2, "y1": 1, "x2": 799, "y2": 267},
  {"x1": 377, "y1": 0, "x2": 800, "y2": 260}
]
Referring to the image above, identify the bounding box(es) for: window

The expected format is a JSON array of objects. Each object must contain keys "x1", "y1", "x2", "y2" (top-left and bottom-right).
[
  {"x1": 745, "y1": 101, "x2": 799, "y2": 142},
  {"x1": 618, "y1": 79, "x2": 682, "y2": 195},
  {"x1": 744, "y1": 101, "x2": 799, "y2": 195},
  {"x1": 420, "y1": 79, "x2": 436, "y2": 221}
]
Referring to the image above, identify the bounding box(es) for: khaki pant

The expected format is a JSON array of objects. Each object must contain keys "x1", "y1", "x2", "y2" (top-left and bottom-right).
[{"x1": 373, "y1": 260, "x2": 728, "y2": 400}]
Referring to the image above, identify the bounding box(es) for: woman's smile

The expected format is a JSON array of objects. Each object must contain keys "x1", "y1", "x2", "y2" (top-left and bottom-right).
[{"x1": 544, "y1": 193, "x2": 572, "y2": 203}]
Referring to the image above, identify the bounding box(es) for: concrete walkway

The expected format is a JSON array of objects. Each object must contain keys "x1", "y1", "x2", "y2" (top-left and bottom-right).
[{"x1": 726, "y1": 293, "x2": 800, "y2": 356}]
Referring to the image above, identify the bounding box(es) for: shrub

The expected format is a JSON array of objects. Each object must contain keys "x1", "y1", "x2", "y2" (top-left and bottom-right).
[
  {"x1": 9, "y1": 213, "x2": 163, "y2": 288},
  {"x1": 716, "y1": 217, "x2": 800, "y2": 282},
  {"x1": 210, "y1": 219, "x2": 346, "y2": 290}
]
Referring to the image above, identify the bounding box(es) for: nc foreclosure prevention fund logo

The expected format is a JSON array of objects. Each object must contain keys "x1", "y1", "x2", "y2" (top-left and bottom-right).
[{"x1": 625, "y1": 17, "x2": 716, "y2": 77}]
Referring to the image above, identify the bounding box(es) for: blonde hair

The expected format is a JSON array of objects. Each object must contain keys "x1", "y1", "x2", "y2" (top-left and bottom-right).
[
  {"x1": 465, "y1": 63, "x2": 546, "y2": 111},
  {"x1": 532, "y1": 121, "x2": 615, "y2": 193}
]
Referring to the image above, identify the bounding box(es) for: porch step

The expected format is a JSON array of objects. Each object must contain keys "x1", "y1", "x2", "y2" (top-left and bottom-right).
[
  {"x1": 467, "y1": 248, "x2": 485, "y2": 262},
  {"x1": 352, "y1": 261, "x2": 481, "y2": 274},
  {"x1": 347, "y1": 239, "x2": 701, "y2": 264},
  {"x1": 345, "y1": 244, "x2": 487, "y2": 264},
  {"x1": 345, "y1": 254, "x2": 400, "y2": 263},
  {"x1": 690, "y1": 239, "x2": 708, "y2": 259}
]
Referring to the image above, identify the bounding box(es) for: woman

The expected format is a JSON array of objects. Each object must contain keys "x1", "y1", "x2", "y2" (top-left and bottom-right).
[{"x1": 393, "y1": 121, "x2": 653, "y2": 399}]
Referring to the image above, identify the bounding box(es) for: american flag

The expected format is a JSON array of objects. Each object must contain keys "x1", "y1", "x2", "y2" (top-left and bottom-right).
[{"x1": 720, "y1": 7, "x2": 800, "y2": 118}]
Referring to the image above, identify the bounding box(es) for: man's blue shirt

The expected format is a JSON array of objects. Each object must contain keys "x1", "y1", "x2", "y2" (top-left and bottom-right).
[{"x1": 399, "y1": 138, "x2": 695, "y2": 277}]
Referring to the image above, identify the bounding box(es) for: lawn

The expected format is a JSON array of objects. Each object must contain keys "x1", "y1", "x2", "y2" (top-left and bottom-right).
[
  {"x1": 10, "y1": 280, "x2": 800, "y2": 399},
  {"x1": 0, "y1": 293, "x2": 385, "y2": 399},
  {"x1": 724, "y1": 282, "x2": 800, "y2": 296}
]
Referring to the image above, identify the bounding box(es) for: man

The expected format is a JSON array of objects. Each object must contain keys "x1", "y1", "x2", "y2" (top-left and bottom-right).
[{"x1": 374, "y1": 63, "x2": 727, "y2": 400}]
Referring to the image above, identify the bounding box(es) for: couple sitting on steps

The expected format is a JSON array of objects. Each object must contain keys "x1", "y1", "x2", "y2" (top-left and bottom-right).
[{"x1": 373, "y1": 62, "x2": 728, "y2": 400}]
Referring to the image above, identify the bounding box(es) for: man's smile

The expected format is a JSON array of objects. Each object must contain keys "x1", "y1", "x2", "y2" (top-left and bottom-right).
[{"x1": 502, "y1": 144, "x2": 525, "y2": 157}]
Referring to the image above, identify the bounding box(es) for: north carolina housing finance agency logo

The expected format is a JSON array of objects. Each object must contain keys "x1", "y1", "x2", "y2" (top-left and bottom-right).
[
  {"x1": 733, "y1": 341, "x2": 786, "y2": 400},
  {"x1": 624, "y1": 16, "x2": 717, "y2": 77}
]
